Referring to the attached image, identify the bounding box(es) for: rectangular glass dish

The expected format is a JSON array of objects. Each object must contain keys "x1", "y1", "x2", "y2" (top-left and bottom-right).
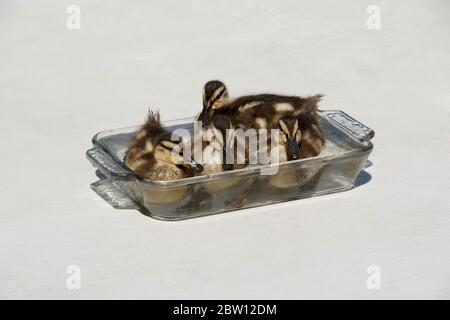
[{"x1": 86, "y1": 110, "x2": 374, "y2": 220}]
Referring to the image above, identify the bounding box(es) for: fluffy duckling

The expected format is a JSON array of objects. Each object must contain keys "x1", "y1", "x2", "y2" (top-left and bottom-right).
[
  {"x1": 197, "y1": 86, "x2": 247, "y2": 171},
  {"x1": 200, "y1": 114, "x2": 235, "y2": 174},
  {"x1": 124, "y1": 111, "x2": 203, "y2": 181},
  {"x1": 197, "y1": 80, "x2": 323, "y2": 132},
  {"x1": 203, "y1": 113, "x2": 253, "y2": 172},
  {"x1": 277, "y1": 116, "x2": 325, "y2": 161},
  {"x1": 277, "y1": 117, "x2": 302, "y2": 162},
  {"x1": 192, "y1": 114, "x2": 252, "y2": 195},
  {"x1": 268, "y1": 116, "x2": 325, "y2": 189}
]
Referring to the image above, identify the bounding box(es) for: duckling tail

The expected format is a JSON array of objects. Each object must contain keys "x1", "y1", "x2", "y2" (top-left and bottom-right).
[
  {"x1": 308, "y1": 94, "x2": 324, "y2": 108},
  {"x1": 292, "y1": 94, "x2": 323, "y2": 118}
]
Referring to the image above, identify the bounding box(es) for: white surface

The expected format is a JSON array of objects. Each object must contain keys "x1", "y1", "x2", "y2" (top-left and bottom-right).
[{"x1": 0, "y1": 0, "x2": 449, "y2": 299}]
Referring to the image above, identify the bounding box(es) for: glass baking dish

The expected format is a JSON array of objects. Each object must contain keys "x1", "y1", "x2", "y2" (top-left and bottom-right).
[{"x1": 86, "y1": 110, "x2": 374, "y2": 220}]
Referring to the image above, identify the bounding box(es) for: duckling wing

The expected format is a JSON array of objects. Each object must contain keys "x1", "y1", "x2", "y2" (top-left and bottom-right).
[{"x1": 299, "y1": 128, "x2": 325, "y2": 158}]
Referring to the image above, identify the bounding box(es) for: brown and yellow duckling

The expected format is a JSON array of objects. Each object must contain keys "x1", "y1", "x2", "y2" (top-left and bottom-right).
[
  {"x1": 193, "y1": 114, "x2": 252, "y2": 195},
  {"x1": 124, "y1": 111, "x2": 203, "y2": 204},
  {"x1": 125, "y1": 111, "x2": 203, "y2": 180},
  {"x1": 268, "y1": 116, "x2": 325, "y2": 188},
  {"x1": 200, "y1": 114, "x2": 235, "y2": 174},
  {"x1": 198, "y1": 80, "x2": 323, "y2": 132},
  {"x1": 277, "y1": 116, "x2": 325, "y2": 161},
  {"x1": 197, "y1": 84, "x2": 248, "y2": 171}
]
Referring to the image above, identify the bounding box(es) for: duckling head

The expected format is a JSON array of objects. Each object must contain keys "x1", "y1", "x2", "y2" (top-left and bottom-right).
[
  {"x1": 157, "y1": 135, "x2": 204, "y2": 175},
  {"x1": 279, "y1": 117, "x2": 301, "y2": 160},
  {"x1": 197, "y1": 80, "x2": 229, "y2": 124}
]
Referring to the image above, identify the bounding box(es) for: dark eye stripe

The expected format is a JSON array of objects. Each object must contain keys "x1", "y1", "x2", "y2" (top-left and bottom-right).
[{"x1": 208, "y1": 87, "x2": 225, "y2": 108}]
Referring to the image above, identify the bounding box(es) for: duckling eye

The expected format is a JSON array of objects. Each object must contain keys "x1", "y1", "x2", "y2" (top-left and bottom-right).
[{"x1": 208, "y1": 86, "x2": 227, "y2": 110}]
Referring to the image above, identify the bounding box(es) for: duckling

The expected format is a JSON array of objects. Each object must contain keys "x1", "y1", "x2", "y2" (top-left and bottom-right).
[
  {"x1": 124, "y1": 111, "x2": 203, "y2": 204},
  {"x1": 268, "y1": 116, "x2": 325, "y2": 189},
  {"x1": 197, "y1": 87, "x2": 247, "y2": 171},
  {"x1": 278, "y1": 116, "x2": 325, "y2": 160},
  {"x1": 197, "y1": 80, "x2": 323, "y2": 132},
  {"x1": 125, "y1": 111, "x2": 203, "y2": 180},
  {"x1": 191, "y1": 113, "x2": 255, "y2": 201},
  {"x1": 200, "y1": 114, "x2": 234, "y2": 174}
]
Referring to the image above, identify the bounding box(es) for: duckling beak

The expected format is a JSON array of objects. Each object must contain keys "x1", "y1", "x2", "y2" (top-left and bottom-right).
[
  {"x1": 183, "y1": 159, "x2": 204, "y2": 173},
  {"x1": 198, "y1": 107, "x2": 211, "y2": 124},
  {"x1": 191, "y1": 162, "x2": 204, "y2": 173},
  {"x1": 287, "y1": 138, "x2": 300, "y2": 160}
]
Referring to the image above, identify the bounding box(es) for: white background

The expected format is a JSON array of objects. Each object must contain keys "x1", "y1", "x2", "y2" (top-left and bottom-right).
[{"x1": 0, "y1": 0, "x2": 449, "y2": 299}]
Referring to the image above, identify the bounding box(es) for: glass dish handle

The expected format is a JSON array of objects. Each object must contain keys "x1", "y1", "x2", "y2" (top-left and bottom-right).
[
  {"x1": 321, "y1": 110, "x2": 374, "y2": 143},
  {"x1": 86, "y1": 147, "x2": 134, "y2": 181}
]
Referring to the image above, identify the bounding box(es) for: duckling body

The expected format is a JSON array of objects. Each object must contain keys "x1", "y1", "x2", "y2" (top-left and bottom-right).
[
  {"x1": 219, "y1": 93, "x2": 323, "y2": 131},
  {"x1": 132, "y1": 148, "x2": 187, "y2": 181},
  {"x1": 125, "y1": 111, "x2": 201, "y2": 180}
]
